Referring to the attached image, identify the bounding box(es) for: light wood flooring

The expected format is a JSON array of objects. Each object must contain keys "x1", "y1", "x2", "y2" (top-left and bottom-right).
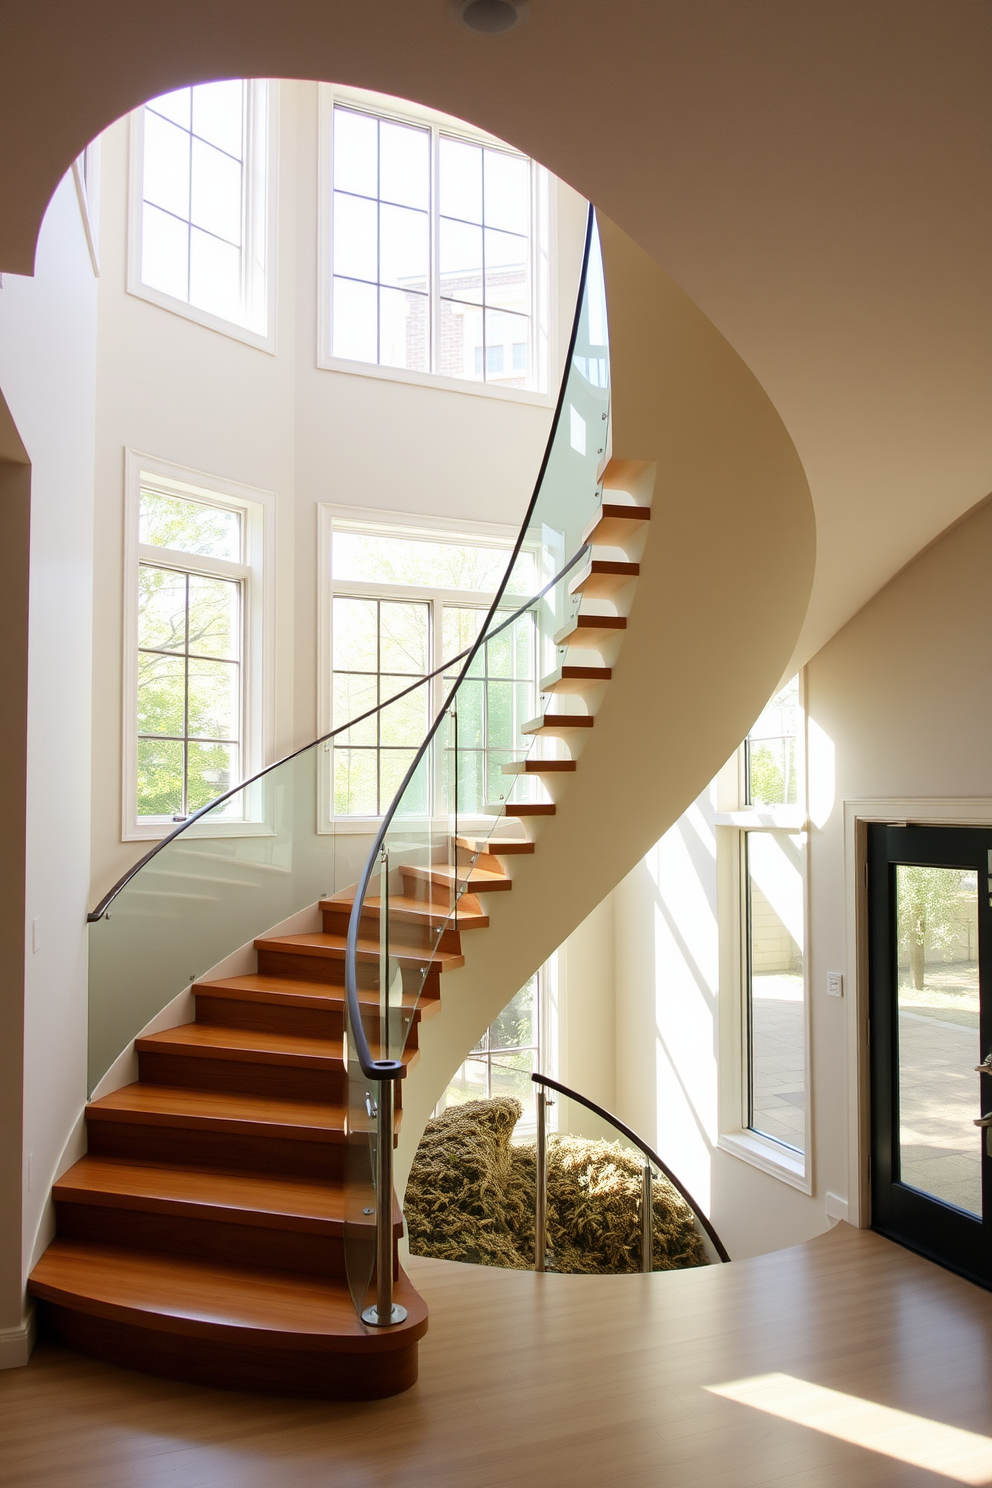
[{"x1": 3, "y1": 1223, "x2": 992, "y2": 1487}]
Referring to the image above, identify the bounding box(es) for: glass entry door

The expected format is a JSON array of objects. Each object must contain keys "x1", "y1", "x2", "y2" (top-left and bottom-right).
[{"x1": 868, "y1": 824, "x2": 991, "y2": 1286}]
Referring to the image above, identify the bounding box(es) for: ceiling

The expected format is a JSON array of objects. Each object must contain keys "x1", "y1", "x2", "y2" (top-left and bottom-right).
[{"x1": 1, "y1": 0, "x2": 989, "y2": 662}]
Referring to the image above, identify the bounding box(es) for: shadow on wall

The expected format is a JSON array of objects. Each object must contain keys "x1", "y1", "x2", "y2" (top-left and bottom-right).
[{"x1": 616, "y1": 795, "x2": 720, "y2": 1220}]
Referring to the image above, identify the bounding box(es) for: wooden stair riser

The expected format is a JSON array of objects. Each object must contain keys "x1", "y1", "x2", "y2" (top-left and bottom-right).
[
  {"x1": 37, "y1": 1302, "x2": 421, "y2": 1400},
  {"x1": 136, "y1": 1050, "x2": 348, "y2": 1105},
  {"x1": 194, "y1": 992, "x2": 344, "y2": 1041},
  {"x1": 53, "y1": 1201, "x2": 350, "y2": 1279},
  {"x1": 320, "y1": 905, "x2": 466, "y2": 956},
  {"x1": 86, "y1": 1122, "x2": 348, "y2": 1180},
  {"x1": 256, "y1": 946, "x2": 442, "y2": 1004}
]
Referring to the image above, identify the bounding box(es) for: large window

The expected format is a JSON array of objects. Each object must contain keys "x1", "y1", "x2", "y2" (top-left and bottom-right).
[
  {"x1": 323, "y1": 90, "x2": 550, "y2": 397},
  {"x1": 130, "y1": 80, "x2": 272, "y2": 344},
  {"x1": 742, "y1": 678, "x2": 807, "y2": 1157},
  {"x1": 716, "y1": 674, "x2": 809, "y2": 1187},
  {"x1": 323, "y1": 510, "x2": 537, "y2": 821},
  {"x1": 438, "y1": 961, "x2": 553, "y2": 1134},
  {"x1": 124, "y1": 455, "x2": 272, "y2": 840}
]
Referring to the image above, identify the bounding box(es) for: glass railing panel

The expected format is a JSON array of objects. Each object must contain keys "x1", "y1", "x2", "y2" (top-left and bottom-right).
[
  {"x1": 533, "y1": 1077, "x2": 729, "y2": 1270},
  {"x1": 87, "y1": 740, "x2": 363, "y2": 1094},
  {"x1": 343, "y1": 208, "x2": 615, "y2": 1318}
]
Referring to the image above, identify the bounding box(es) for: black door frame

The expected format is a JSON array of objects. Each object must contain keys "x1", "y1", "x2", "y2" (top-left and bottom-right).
[{"x1": 867, "y1": 822, "x2": 991, "y2": 1288}]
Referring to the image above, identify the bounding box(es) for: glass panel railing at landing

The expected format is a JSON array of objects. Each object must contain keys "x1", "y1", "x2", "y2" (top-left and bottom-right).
[
  {"x1": 531, "y1": 1075, "x2": 730, "y2": 1271},
  {"x1": 402, "y1": 1076, "x2": 729, "y2": 1274},
  {"x1": 343, "y1": 206, "x2": 613, "y2": 1322}
]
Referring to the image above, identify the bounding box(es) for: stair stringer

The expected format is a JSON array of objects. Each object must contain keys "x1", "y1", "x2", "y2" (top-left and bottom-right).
[{"x1": 394, "y1": 213, "x2": 817, "y2": 1198}]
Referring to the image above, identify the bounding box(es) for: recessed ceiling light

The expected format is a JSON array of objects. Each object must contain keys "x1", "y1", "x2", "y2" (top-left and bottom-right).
[{"x1": 450, "y1": 0, "x2": 530, "y2": 34}]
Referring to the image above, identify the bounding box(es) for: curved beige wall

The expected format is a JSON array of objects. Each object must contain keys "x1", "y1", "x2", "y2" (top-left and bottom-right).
[{"x1": 395, "y1": 215, "x2": 816, "y2": 1193}]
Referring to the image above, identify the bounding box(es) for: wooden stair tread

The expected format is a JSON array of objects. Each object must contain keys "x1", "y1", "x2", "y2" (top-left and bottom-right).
[
  {"x1": 581, "y1": 502, "x2": 651, "y2": 545},
  {"x1": 54, "y1": 1156, "x2": 352, "y2": 1231},
  {"x1": 502, "y1": 759, "x2": 576, "y2": 774},
  {"x1": 540, "y1": 664, "x2": 612, "y2": 692},
  {"x1": 553, "y1": 614, "x2": 627, "y2": 647},
  {"x1": 455, "y1": 836, "x2": 534, "y2": 854},
  {"x1": 401, "y1": 863, "x2": 511, "y2": 893},
  {"x1": 568, "y1": 559, "x2": 639, "y2": 598},
  {"x1": 194, "y1": 975, "x2": 439, "y2": 1014},
  {"x1": 138, "y1": 1024, "x2": 346, "y2": 1069},
  {"x1": 521, "y1": 713, "x2": 593, "y2": 734},
  {"x1": 321, "y1": 893, "x2": 489, "y2": 931},
  {"x1": 87, "y1": 1083, "x2": 350, "y2": 1140},
  {"x1": 255, "y1": 931, "x2": 464, "y2": 970},
  {"x1": 29, "y1": 1240, "x2": 427, "y2": 1345},
  {"x1": 486, "y1": 801, "x2": 556, "y2": 816}
]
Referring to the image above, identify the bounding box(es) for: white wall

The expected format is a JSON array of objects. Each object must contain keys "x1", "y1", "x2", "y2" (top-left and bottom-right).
[
  {"x1": 600, "y1": 490, "x2": 992, "y2": 1263},
  {"x1": 612, "y1": 792, "x2": 828, "y2": 1261},
  {"x1": 0, "y1": 170, "x2": 98, "y2": 1352},
  {"x1": 90, "y1": 80, "x2": 588, "y2": 903}
]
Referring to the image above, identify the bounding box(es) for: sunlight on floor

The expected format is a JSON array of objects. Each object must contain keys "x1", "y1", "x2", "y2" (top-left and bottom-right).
[{"x1": 705, "y1": 1372, "x2": 992, "y2": 1484}]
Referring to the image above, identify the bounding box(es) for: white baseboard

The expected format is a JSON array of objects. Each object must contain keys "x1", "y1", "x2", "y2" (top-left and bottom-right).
[
  {"x1": 825, "y1": 1191, "x2": 849, "y2": 1223},
  {"x1": 0, "y1": 1308, "x2": 35, "y2": 1369}
]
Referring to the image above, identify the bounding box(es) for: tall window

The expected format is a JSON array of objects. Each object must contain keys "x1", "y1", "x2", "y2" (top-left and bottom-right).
[
  {"x1": 124, "y1": 457, "x2": 271, "y2": 841},
  {"x1": 325, "y1": 515, "x2": 537, "y2": 819},
  {"x1": 741, "y1": 678, "x2": 807, "y2": 1156},
  {"x1": 133, "y1": 80, "x2": 270, "y2": 339},
  {"x1": 136, "y1": 491, "x2": 246, "y2": 823},
  {"x1": 439, "y1": 963, "x2": 552, "y2": 1133},
  {"x1": 325, "y1": 93, "x2": 549, "y2": 394}
]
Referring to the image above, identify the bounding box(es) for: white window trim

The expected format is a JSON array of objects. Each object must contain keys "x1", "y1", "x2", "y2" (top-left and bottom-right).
[
  {"x1": 126, "y1": 81, "x2": 279, "y2": 353},
  {"x1": 71, "y1": 140, "x2": 101, "y2": 277},
  {"x1": 715, "y1": 672, "x2": 813, "y2": 1193},
  {"x1": 122, "y1": 449, "x2": 276, "y2": 841},
  {"x1": 317, "y1": 500, "x2": 531, "y2": 834},
  {"x1": 316, "y1": 83, "x2": 556, "y2": 408}
]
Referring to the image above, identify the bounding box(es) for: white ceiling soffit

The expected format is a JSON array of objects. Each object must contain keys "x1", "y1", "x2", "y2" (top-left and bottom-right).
[{"x1": 1, "y1": 1, "x2": 991, "y2": 660}]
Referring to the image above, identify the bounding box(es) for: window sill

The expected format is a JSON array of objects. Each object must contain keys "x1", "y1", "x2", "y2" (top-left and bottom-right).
[
  {"x1": 126, "y1": 282, "x2": 275, "y2": 355},
  {"x1": 317, "y1": 353, "x2": 554, "y2": 408},
  {"x1": 713, "y1": 807, "x2": 806, "y2": 830},
  {"x1": 717, "y1": 1130, "x2": 811, "y2": 1193},
  {"x1": 124, "y1": 819, "x2": 276, "y2": 843}
]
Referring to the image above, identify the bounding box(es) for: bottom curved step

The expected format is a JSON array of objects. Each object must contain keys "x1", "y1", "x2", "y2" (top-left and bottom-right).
[{"x1": 29, "y1": 1239, "x2": 428, "y2": 1399}]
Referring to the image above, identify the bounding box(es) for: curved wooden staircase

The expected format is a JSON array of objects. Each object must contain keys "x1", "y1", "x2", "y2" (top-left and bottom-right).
[{"x1": 28, "y1": 479, "x2": 650, "y2": 1398}]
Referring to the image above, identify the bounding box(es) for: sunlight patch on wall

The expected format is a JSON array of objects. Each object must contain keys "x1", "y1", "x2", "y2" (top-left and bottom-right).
[
  {"x1": 706, "y1": 1372, "x2": 992, "y2": 1484},
  {"x1": 807, "y1": 714, "x2": 836, "y2": 829}
]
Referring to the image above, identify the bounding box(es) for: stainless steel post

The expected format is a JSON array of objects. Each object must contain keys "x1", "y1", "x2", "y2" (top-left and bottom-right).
[
  {"x1": 362, "y1": 1079, "x2": 407, "y2": 1326},
  {"x1": 641, "y1": 1161, "x2": 653, "y2": 1273},
  {"x1": 535, "y1": 1089, "x2": 547, "y2": 1272},
  {"x1": 378, "y1": 848, "x2": 389, "y2": 1059}
]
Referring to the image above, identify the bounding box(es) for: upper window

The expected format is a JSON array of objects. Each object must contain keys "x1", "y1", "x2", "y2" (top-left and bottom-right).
[
  {"x1": 321, "y1": 508, "x2": 538, "y2": 822},
  {"x1": 323, "y1": 91, "x2": 551, "y2": 398},
  {"x1": 130, "y1": 80, "x2": 272, "y2": 346},
  {"x1": 123, "y1": 454, "x2": 274, "y2": 841}
]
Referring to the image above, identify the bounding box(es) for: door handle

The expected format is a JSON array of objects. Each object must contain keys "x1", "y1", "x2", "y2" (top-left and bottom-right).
[{"x1": 974, "y1": 1113, "x2": 992, "y2": 1128}]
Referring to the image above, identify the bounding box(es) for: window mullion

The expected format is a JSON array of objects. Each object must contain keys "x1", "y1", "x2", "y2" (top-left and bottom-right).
[{"x1": 182, "y1": 572, "x2": 191, "y2": 818}]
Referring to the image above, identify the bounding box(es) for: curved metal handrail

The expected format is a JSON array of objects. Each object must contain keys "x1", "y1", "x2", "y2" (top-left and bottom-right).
[
  {"x1": 532, "y1": 1072, "x2": 731, "y2": 1262},
  {"x1": 344, "y1": 204, "x2": 599, "y2": 1083},
  {"x1": 87, "y1": 544, "x2": 589, "y2": 924}
]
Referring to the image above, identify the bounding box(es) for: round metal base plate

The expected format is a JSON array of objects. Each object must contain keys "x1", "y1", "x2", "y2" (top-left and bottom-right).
[{"x1": 362, "y1": 1303, "x2": 408, "y2": 1327}]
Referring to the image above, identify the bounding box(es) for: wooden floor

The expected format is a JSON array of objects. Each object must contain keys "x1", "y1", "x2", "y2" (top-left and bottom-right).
[{"x1": 3, "y1": 1224, "x2": 992, "y2": 1487}]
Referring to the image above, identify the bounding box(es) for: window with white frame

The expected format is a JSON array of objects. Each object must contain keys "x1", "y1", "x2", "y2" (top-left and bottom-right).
[
  {"x1": 124, "y1": 458, "x2": 271, "y2": 839},
  {"x1": 325, "y1": 513, "x2": 538, "y2": 820},
  {"x1": 740, "y1": 678, "x2": 808, "y2": 1156},
  {"x1": 131, "y1": 80, "x2": 271, "y2": 342},
  {"x1": 438, "y1": 958, "x2": 555, "y2": 1134},
  {"x1": 323, "y1": 90, "x2": 550, "y2": 396},
  {"x1": 715, "y1": 674, "x2": 809, "y2": 1187}
]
